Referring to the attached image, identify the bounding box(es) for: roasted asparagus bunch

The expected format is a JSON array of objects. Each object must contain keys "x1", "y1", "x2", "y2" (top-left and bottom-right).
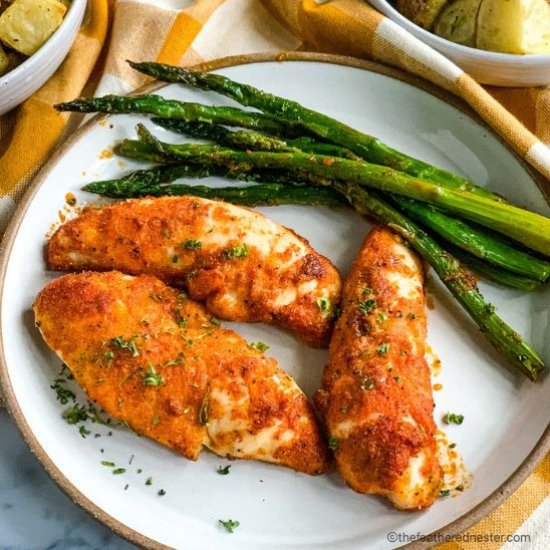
[{"x1": 56, "y1": 62, "x2": 550, "y2": 380}]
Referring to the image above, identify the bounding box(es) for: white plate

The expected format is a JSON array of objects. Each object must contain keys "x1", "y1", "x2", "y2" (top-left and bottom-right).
[{"x1": 1, "y1": 55, "x2": 550, "y2": 550}]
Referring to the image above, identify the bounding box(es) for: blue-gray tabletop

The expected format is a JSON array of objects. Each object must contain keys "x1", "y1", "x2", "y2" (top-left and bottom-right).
[{"x1": 0, "y1": 409, "x2": 135, "y2": 550}]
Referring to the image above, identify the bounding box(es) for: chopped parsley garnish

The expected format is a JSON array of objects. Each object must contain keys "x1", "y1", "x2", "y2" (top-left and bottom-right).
[
  {"x1": 142, "y1": 365, "x2": 164, "y2": 387},
  {"x1": 328, "y1": 436, "x2": 339, "y2": 451},
  {"x1": 152, "y1": 415, "x2": 160, "y2": 425},
  {"x1": 377, "y1": 343, "x2": 390, "y2": 356},
  {"x1": 360, "y1": 378, "x2": 375, "y2": 390},
  {"x1": 171, "y1": 255, "x2": 179, "y2": 263},
  {"x1": 145, "y1": 477, "x2": 153, "y2": 486},
  {"x1": 63, "y1": 404, "x2": 89, "y2": 425},
  {"x1": 50, "y1": 379, "x2": 76, "y2": 405},
  {"x1": 358, "y1": 299, "x2": 376, "y2": 315},
  {"x1": 104, "y1": 351, "x2": 114, "y2": 361},
  {"x1": 443, "y1": 413, "x2": 464, "y2": 425},
  {"x1": 250, "y1": 341, "x2": 269, "y2": 353},
  {"x1": 79, "y1": 425, "x2": 91, "y2": 438},
  {"x1": 101, "y1": 461, "x2": 115, "y2": 468},
  {"x1": 217, "y1": 465, "x2": 231, "y2": 475},
  {"x1": 219, "y1": 519, "x2": 239, "y2": 533},
  {"x1": 165, "y1": 355, "x2": 184, "y2": 367},
  {"x1": 376, "y1": 313, "x2": 387, "y2": 324},
  {"x1": 222, "y1": 244, "x2": 249, "y2": 259},
  {"x1": 181, "y1": 239, "x2": 202, "y2": 250},
  {"x1": 316, "y1": 296, "x2": 332, "y2": 316},
  {"x1": 455, "y1": 484, "x2": 464, "y2": 492},
  {"x1": 176, "y1": 312, "x2": 188, "y2": 328},
  {"x1": 393, "y1": 375, "x2": 401, "y2": 382},
  {"x1": 407, "y1": 313, "x2": 416, "y2": 320},
  {"x1": 158, "y1": 489, "x2": 166, "y2": 496},
  {"x1": 362, "y1": 288, "x2": 373, "y2": 296},
  {"x1": 439, "y1": 489, "x2": 450, "y2": 497},
  {"x1": 111, "y1": 336, "x2": 139, "y2": 357},
  {"x1": 209, "y1": 317, "x2": 221, "y2": 327},
  {"x1": 449, "y1": 442, "x2": 457, "y2": 449},
  {"x1": 149, "y1": 292, "x2": 165, "y2": 303},
  {"x1": 113, "y1": 468, "x2": 126, "y2": 475}
]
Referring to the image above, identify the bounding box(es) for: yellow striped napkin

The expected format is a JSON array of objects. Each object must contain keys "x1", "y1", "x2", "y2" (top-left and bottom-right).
[{"x1": 0, "y1": 0, "x2": 549, "y2": 547}]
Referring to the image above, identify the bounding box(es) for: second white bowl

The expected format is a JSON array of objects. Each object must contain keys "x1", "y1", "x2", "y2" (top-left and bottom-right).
[
  {"x1": 0, "y1": 0, "x2": 87, "y2": 115},
  {"x1": 368, "y1": 0, "x2": 550, "y2": 87}
]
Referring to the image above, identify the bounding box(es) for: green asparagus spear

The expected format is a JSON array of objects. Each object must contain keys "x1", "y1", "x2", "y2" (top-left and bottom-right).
[
  {"x1": 129, "y1": 61, "x2": 503, "y2": 202},
  {"x1": 84, "y1": 178, "x2": 344, "y2": 206},
  {"x1": 330, "y1": 181, "x2": 545, "y2": 380},
  {"x1": 153, "y1": 118, "x2": 361, "y2": 159},
  {"x1": 151, "y1": 119, "x2": 299, "y2": 152},
  {"x1": 119, "y1": 133, "x2": 550, "y2": 255},
  {"x1": 82, "y1": 163, "x2": 309, "y2": 196},
  {"x1": 55, "y1": 95, "x2": 292, "y2": 135}
]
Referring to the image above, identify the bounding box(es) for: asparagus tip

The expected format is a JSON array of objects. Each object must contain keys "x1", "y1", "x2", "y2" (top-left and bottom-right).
[{"x1": 54, "y1": 101, "x2": 71, "y2": 112}]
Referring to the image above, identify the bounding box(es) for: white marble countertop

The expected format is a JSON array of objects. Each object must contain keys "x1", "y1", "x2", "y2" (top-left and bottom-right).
[{"x1": 0, "y1": 409, "x2": 135, "y2": 550}]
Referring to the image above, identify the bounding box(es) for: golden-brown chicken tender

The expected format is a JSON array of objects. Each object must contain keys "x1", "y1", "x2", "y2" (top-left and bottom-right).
[
  {"x1": 47, "y1": 196, "x2": 341, "y2": 347},
  {"x1": 315, "y1": 227, "x2": 442, "y2": 509},
  {"x1": 34, "y1": 271, "x2": 330, "y2": 474}
]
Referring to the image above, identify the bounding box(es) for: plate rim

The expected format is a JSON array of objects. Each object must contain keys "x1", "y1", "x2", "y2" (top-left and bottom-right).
[{"x1": 1, "y1": 51, "x2": 549, "y2": 550}]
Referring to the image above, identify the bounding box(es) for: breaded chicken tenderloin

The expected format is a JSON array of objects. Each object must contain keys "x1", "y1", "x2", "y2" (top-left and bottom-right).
[
  {"x1": 316, "y1": 227, "x2": 442, "y2": 509},
  {"x1": 34, "y1": 271, "x2": 330, "y2": 474},
  {"x1": 47, "y1": 196, "x2": 341, "y2": 347}
]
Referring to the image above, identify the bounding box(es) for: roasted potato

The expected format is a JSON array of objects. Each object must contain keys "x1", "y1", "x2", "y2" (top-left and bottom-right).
[
  {"x1": 476, "y1": 0, "x2": 550, "y2": 54},
  {"x1": 0, "y1": 0, "x2": 67, "y2": 56},
  {"x1": 434, "y1": 0, "x2": 482, "y2": 47},
  {"x1": 395, "y1": 0, "x2": 449, "y2": 29}
]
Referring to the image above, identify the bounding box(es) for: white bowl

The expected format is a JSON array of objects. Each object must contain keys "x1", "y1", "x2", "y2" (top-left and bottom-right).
[
  {"x1": 0, "y1": 0, "x2": 87, "y2": 115},
  {"x1": 368, "y1": 0, "x2": 550, "y2": 87}
]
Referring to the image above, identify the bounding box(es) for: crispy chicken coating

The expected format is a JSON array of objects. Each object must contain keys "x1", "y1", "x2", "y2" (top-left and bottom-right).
[
  {"x1": 315, "y1": 227, "x2": 442, "y2": 509},
  {"x1": 34, "y1": 271, "x2": 330, "y2": 474},
  {"x1": 47, "y1": 196, "x2": 341, "y2": 347}
]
